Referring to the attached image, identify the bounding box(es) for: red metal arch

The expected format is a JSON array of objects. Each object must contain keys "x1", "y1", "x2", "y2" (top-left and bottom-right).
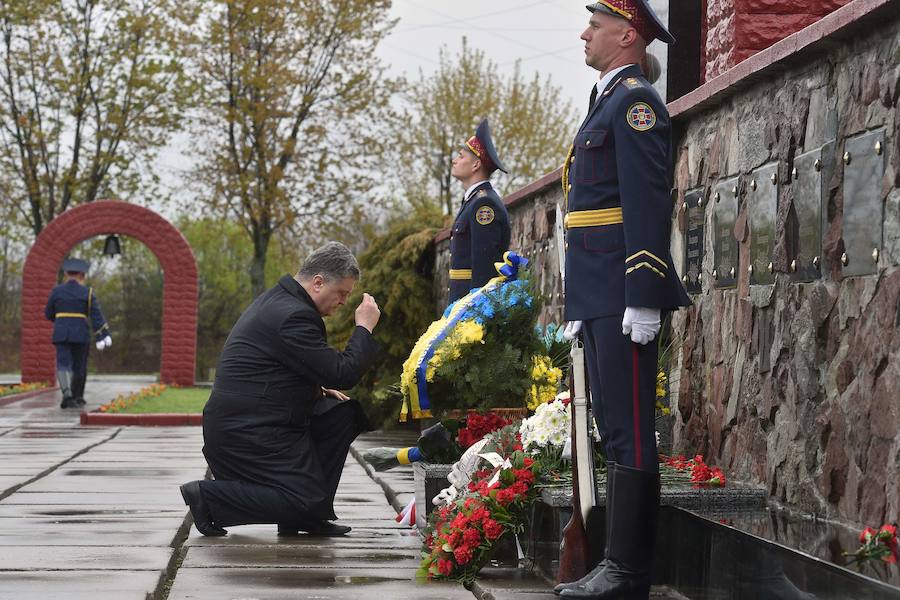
[{"x1": 21, "y1": 201, "x2": 197, "y2": 386}]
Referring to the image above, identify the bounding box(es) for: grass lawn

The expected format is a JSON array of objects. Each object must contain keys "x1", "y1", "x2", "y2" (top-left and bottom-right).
[{"x1": 118, "y1": 387, "x2": 210, "y2": 413}]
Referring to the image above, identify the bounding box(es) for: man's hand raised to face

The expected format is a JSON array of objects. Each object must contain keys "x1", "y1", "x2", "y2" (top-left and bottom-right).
[{"x1": 355, "y1": 293, "x2": 381, "y2": 333}]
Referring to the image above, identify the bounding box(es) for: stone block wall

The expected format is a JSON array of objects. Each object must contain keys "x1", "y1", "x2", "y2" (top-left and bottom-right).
[
  {"x1": 704, "y1": 0, "x2": 852, "y2": 81},
  {"x1": 671, "y1": 10, "x2": 899, "y2": 526},
  {"x1": 433, "y1": 3, "x2": 899, "y2": 527}
]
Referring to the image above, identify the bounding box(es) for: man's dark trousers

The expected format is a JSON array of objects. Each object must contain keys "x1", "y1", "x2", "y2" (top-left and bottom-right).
[{"x1": 198, "y1": 400, "x2": 360, "y2": 528}]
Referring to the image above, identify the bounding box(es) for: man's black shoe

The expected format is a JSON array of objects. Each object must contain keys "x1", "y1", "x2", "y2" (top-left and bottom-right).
[
  {"x1": 180, "y1": 481, "x2": 226, "y2": 536},
  {"x1": 74, "y1": 397, "x2": 86, "y2": 406},
  {"x1": 60, "y1": 398, "x2": 78, "y2": 409},
  {"x1": 277, "y1": 521, "x2": 351, "y2": 537}
]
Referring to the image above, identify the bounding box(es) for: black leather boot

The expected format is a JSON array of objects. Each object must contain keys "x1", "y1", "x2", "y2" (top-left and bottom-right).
[
  {"x1": 554, "y1": 462, "x2": 616, "y2": 595},
  {"x1": 560, "y1": 463, "x2": 659, "y2": 600},
  {"x1": 72, "y1": 373, "x2": 86, "y2": 406},
  {"x1": 58, "y1": 371, "x2": 77, "y2": 409}
]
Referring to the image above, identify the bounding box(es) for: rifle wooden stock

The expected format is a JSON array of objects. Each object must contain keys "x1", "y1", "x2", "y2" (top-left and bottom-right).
[{"x1": 557, "y1": 342, "x2": 591, "y2": 583}]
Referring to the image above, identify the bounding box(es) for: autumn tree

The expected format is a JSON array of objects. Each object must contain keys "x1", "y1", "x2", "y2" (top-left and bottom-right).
[
  {"x1": 0, "y1": 0, "x2": 195, "y2": 235},
  {"x1": 188, "y1": 0, "x2": 399, "y2": 298},
  {"x1": 396, "y1": 39, "x2": 579, "y2": 215}
]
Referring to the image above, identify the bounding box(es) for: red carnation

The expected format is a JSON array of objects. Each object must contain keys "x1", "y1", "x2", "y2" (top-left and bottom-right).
[
  {"x1": 483, "y1": 518, "x2": 503, "y2": 540},
  {"x1": 454, "y1": 546, "x2": 474, "y2": 565},
  {"x1": 437, "y1": 558, "x2": 454, "y2": 576}
]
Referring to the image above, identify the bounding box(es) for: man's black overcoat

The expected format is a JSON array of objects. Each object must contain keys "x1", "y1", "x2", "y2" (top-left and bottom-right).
[{"x1": 202, "y1": 274, "x2": 378, "y2": 520}]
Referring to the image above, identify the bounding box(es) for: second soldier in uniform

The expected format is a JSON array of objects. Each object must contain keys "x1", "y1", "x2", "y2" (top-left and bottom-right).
[
  {"x1": 447, "y1": 118, "x2": 511, "y2": 304},
  {"x1": 557, "y1": 2, "x2": 691, "y2": 599}
]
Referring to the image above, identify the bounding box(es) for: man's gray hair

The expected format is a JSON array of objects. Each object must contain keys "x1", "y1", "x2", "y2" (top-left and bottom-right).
[{"x1": 298, "y1": 242, "x2": 361, "y2": 282}]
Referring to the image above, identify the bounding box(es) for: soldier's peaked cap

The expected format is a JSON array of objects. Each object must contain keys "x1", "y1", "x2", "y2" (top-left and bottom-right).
[
  {"x1": 586, "y1": 0, "x2": 676, "y2": 45},
  {"x1": 62, "y1": 258, "x2": 90, "y2": 273},
  {"x1": 465, "y1": 118, "x2": 508, "y2": 174}
]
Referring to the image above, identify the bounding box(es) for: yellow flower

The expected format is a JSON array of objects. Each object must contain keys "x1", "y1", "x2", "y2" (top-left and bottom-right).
[
  {"x1": 656, "y1": 370, "x2": 667, "y2": 399},
  {"x1": 527, "y1": 355, "x2": 562, "y2": 410}
]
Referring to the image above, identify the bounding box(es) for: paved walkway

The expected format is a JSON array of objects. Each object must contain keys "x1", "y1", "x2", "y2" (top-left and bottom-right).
[
  {"x1": 0, "y1": 379, "x2": 484, "y2": 600},
  {"x1": 0, "y1": 378, "x2": 675, "y2": 600}
]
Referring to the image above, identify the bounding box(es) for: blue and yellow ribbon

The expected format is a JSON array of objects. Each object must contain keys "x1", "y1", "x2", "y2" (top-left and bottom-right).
[{"x1": 395, "y1": 447, "x2": 423, "y2": 465}]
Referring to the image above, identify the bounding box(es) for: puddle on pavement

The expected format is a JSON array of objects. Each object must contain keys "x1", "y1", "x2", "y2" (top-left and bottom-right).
[{"x1": 64, "y1": 469, "x2": 173, "y2": 476}]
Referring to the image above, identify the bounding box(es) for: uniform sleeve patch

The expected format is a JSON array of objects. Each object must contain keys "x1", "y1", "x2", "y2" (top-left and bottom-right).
[
  {"x1": 475, "y1": 206, "x2": 495, "y2": 225},
  {"x1": 627, "y1": 102, "x2": 656, "y2": 131}
]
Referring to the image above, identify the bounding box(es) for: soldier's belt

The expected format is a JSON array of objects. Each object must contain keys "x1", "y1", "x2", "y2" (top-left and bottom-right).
[
  {"x1": 56, "y1": 312, "x2": 88, "y2": 319},
  {"x1": 449, "y1": 269, "x2": 473, "y2": 280},
  {"x1": 564, "y1": 208, "x2": 623, "y2": 229}
]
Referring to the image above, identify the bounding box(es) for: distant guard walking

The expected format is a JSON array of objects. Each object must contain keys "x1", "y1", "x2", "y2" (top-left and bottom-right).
[{"x1": 44, "y1": 258, "x2": 112, "y2": 409}]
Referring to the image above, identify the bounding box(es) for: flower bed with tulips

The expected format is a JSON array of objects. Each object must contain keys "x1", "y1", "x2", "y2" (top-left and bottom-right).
[{"x1": 0, "y1": 381, "x2": 49, "y2": 398}]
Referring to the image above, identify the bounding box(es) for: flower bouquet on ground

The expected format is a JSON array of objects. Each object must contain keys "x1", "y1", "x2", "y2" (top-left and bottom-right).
[
  {"x1": 418, "y1": 423, "x2": 540, "y2": 585},
  {"x1": 845, "y1": 524, "x2": 898, "y2": 565},
  {"x1": 661, "y1": 454, "x2": 727, "y2": 487},
  {"x1": 362, "y1": 411, "x2": 514, "y2": 471}
]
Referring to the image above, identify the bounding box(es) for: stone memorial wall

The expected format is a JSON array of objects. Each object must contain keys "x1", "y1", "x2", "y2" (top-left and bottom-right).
[{"x1": 433, "y1": 2, "x2": 899, "y2": 526}]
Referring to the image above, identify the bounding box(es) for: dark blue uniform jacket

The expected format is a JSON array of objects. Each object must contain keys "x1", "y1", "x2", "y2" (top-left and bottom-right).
[
  {"x1": 448, "y1": 181, "x2": 511, "y2": 303},
  {"x1": 564, "y1": 64, "x2": 690, "y2": 320},
  {"x1": 44, "y1": 280, "x2": 109, "y2": 344}
]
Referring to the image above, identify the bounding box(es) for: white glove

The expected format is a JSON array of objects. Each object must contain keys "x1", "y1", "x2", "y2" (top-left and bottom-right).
[
  {"x1": 622, "y1": 307, "x2": 660, "y2": 345},
  {"x1": 562, "y1": 320, "x2": 583, "y2": 340},
  {"x1": 96, "y1": 336, "x2": 112, "y2": 351}
]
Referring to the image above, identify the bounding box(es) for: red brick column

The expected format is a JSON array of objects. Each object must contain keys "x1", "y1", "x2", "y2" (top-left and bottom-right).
[
  {"x1": 21, "y1": 201, "x2": 198, "y2": 386},
  {"x1": 705, "y1": 0, "x2": 852, "y2": 81}
]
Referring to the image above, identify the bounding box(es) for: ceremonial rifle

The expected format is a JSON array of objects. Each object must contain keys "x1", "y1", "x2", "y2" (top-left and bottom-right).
[
  {"x1": 556, "y1": 204, "x2": 602, "y2": 582},
  {"x1": 557, "y1": 340, "x2": 592, "y2": 583}
]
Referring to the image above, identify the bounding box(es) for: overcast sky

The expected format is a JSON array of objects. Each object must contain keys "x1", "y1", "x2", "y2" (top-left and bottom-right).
[
  {"x1": 159, "y1": 1, "x2": 669, "y2": 210},
  {"x1": 378, "y1": 0, "x2": 597, "y2": 107},
  {"x1": 377, "y1": 0, "x2": 669, "y2": 108}
]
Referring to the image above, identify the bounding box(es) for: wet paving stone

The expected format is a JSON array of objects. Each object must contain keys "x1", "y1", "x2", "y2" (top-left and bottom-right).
[
  {"x1": 2, "y1": 491, "x2": 189, "y2": 505},
  {"x1": 0, "y1": 504, "x2": 185, "y2": 518},
  {"x1": 167, "y1": 567, "x2": 475, "y2": 600},
  {"x1": 184, "y1": 527, "x2": 422, "y2": 549},
  {"x1": 0, "y1": 545, "x2": 173, "y2": 569},
  {"x1": 183, "y1": 545, "x2": 421, "y2": 568},
  {"x1": 0, "y1": 569, "x2": 163, "y2": 599}
]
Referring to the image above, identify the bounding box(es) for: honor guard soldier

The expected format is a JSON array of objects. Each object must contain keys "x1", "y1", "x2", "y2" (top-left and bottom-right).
[
  {"x1": 556, "y1": 2, "x2": 690, "y2": 599},
  {"x1": 44, "y1": 258, "x2": 112, "y2": 409},
  {"x1": 447, "y1": 118, "x2": 511, "y2": 304}
]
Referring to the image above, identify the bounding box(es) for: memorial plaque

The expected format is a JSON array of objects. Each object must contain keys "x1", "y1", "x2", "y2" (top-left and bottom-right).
[
  {"x1": 683, "y1": 188, "x2": 705, "y2": 294},
  {"x1": 748, "y1": 163, "x2": 778, "y2": 286},
  {"x1": 842, "y1": 128, "x2": 885, "y2": 277},
  {"x1": 791, "y1": 145, "x2": 827, "y2": 282},
  {"x1": 712, "y1": 177, "x2": 740, "y2": 288}
]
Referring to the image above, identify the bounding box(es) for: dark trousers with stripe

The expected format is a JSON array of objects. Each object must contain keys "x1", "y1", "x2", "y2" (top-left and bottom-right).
[{"x1": 582, "y1": 316, "x2": 659, "y2": 473}]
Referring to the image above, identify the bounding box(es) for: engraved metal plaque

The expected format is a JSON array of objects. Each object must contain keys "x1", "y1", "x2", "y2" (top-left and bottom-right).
[
  {"x1": 842, "y1": 128, "x2": 885, "y2": 277},
  {"x1": 683, "y1": 188, "x2": 704, "y2": 294},
  {"x1": 748, "y1": 163, "x2": 778, "y2": 285},
  {"x1": 791, "y1": 146, "x2": 826, "y2": 282},
  {"x1": 712, "y1": 177, "x2": 740, "y2": 288}
]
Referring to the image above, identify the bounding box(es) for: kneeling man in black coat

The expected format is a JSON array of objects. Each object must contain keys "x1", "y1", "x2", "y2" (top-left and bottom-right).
[{"x1": 180, "y1": 241, "x2": 381, "y2": 537}]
